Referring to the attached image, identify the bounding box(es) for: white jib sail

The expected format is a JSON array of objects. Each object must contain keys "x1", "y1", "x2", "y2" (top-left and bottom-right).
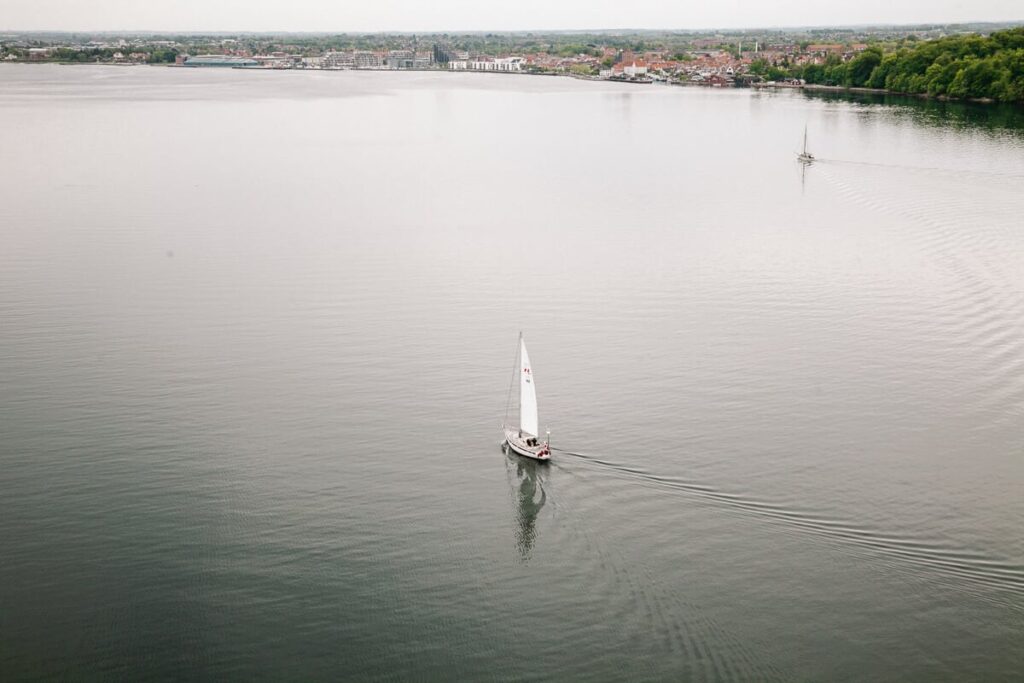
[{"x1": 519, "y1": 338, "x2": 539, "y2": 437}]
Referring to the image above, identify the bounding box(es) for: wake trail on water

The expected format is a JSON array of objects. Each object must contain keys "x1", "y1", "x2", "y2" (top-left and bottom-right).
[
  {"x1": 527, "y1": 451, "x2": 786, "y2": 681},
  {"x1": 537, "y1": 156, "x2": 1024, "y2": 630},
  {"x1": 549, "y1": 446, "x2": 1024, "y2": 611},
  {"x1": 813, "y1": 158, "x2": 1024, "y2": 180}
]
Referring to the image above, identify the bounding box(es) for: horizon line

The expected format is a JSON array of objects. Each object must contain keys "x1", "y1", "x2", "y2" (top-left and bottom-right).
[{"x1": 3, "y1": 19, "x2": 1024, "y2": 36}]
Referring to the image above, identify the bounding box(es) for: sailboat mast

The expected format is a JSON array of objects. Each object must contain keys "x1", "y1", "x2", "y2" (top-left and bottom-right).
[
  {"x1": 517, "y1": 332, "x2": 523, "y2": 430},
  {"x1": 504, "y1": 332, "x2": 521, "y2": 430},
  {"x1": 803, "y1": 125, "x2": 808, "y2": 155}
]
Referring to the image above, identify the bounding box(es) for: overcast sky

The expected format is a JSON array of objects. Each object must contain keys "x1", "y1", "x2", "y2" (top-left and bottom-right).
[{"x1": 3, "y1": 0, "x2": 1022, "y2": 32}]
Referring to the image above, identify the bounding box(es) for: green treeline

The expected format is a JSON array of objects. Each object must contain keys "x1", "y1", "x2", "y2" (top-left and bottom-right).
[
  {"x1": 797, "y1": 27, "x2": 1024, "y2": 102},
  {"x1": 24, "y1": 46, "x2": 179, "y2": 64}
]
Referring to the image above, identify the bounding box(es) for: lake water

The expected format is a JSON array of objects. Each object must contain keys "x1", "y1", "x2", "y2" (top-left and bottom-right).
[{"x1": 1, "y1": 65, "x2": 1022, "y2": 681}]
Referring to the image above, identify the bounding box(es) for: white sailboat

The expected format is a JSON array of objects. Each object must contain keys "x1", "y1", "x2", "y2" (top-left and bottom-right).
[
  {"x1": 503, "y1": 334, "x2": 551, "y2": 461},
  {"x1": 798, "y1": 124, "x2": 815, "y2": 164}
]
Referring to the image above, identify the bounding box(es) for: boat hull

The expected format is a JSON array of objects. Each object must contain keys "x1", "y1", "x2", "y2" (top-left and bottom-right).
[{"x1": 504, "y1": 429, "x2": 551, "y2": 461}]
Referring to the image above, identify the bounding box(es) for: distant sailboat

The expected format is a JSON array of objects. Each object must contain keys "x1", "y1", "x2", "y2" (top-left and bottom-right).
[
  {"x1": 798, "y1": 125, "x2": 815, "y2": 164},
  {"x1": 503, "y1": 334, "x2": 551, "y2": 461}
]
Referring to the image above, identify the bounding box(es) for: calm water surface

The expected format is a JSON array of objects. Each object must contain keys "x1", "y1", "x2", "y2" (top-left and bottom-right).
[{"x1": 1, "y1": 65, "x2": 1023, "y2": 681}]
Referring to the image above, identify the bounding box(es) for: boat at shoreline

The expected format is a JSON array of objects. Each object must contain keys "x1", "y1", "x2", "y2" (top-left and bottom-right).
[{"x1": 503, "y1": 333, "x2": 551, "y2": 462}]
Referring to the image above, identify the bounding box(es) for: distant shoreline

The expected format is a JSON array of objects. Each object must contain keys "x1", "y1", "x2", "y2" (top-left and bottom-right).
[
  {"x1": 1, "y1": 61, "x2": 1013, "y2": 105},
  {"x1": 751, "y1": 81, "x2": 1001, "y2": 104}
]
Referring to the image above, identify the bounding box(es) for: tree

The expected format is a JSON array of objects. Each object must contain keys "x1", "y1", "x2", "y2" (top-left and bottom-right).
[
  {"x1": 845, "y1": 47, "x2": 882, "y2": 87},
  {"x1": 867, "y1": 52, "x2": 898, "y2": 89},
  {"x1": 148, "y1": 48, "x2": 179, "y2": 64},
  {"x1": 801, "y1": 63, "x2": 825, "y2": 84},
  {"x1": 854, "y1": 27, "x2": 1024, "y2": 102}
]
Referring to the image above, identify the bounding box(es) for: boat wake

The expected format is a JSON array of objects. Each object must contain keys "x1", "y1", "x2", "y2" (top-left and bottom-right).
[
  {"x1": 812, "y1": 157, "x2": 1024, "y2": 180},
  {"x1": 534, "y1": 448, "x2": 787, "y2": 681},
  {"x1": 550, "y1": 447, "x2": 1024, "y2": 611}
]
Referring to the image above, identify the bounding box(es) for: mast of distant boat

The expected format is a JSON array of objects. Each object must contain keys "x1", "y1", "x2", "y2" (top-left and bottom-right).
[{"x1": 798, "y1": 124, "x2": 814, "y2": 163}]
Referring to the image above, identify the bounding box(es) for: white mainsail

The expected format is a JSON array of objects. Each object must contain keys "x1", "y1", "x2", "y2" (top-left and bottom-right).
[{"x1": 519, "y1": 338, "x2": 539, "y2": 437}]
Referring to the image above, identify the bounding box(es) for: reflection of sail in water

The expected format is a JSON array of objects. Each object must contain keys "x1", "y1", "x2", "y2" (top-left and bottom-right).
[{"x1": 506, "y1": 454, "x2": 547, "y2": 560}]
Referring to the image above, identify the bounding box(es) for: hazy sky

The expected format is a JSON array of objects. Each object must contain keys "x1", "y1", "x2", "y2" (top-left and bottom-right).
[{"x1": 3, "y1": 0, "x2": 1022, "y2": 32}]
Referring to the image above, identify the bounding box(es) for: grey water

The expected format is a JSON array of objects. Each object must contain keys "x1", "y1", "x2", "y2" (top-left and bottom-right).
[{"x1": 1, "y1": 65, "x2": 1022, "y2": 681}]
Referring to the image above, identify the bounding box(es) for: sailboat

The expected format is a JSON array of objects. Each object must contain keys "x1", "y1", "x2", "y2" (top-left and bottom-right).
[
  {"x1": 798, "y1": 124, "x2": 815, "y2": 164},
  {"x1": 503, "y1": 334, "x2": 551, "y2": 461}
]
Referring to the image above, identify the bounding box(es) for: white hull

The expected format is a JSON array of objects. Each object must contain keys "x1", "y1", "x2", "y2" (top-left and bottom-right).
[{"x1": 504, "y1": 429, "x2": 551, "y2": 461}]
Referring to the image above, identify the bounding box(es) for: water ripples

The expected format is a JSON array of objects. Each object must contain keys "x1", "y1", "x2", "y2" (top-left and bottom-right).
[
  {"x1": 815, "y1": 160, "x2": 1024, "y2": 430},
  {"x1": 508, "y1": 452, "x2": 786, "y2": 681},
  {"x1": 549, "y1": 448, "x2": 1024, "y2": 613},
  {"x1": 4, "y1": 70, "x2": 1023, "y2": 680}
]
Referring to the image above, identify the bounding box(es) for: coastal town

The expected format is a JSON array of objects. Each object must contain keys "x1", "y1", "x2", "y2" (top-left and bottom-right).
[{"x1": 2, "y1": 23, "x2": 1018, "y2": 88}]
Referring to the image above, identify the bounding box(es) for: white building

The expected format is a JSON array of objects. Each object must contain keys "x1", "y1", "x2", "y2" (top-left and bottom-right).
[
  {"x1": 603, "y1": 60, "x2": 649, "y2": 79},
  {"x1": 622, "y1": 61, "x2": 648, "y2": 77},
  {"x1": 466, "y1": 57, "x2": 524, "y2": 72},
  {"x1": 353, "y1": 51, "x2": 383, "y2": 69},
  {"x1": 387, "y1": 50, "x2": 414, "y2": 69},
  {"x1": 321, "y1": 51, "x2": 354, "y2": 69}
]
